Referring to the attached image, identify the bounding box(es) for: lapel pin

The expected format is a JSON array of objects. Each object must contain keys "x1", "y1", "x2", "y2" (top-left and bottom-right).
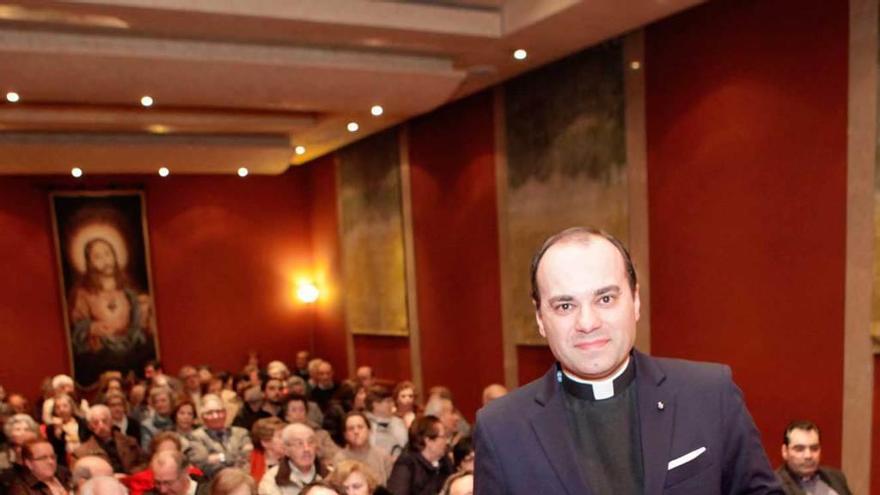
[{"x1": 657, "y1": 401, "x2": 665, "y2": 411}]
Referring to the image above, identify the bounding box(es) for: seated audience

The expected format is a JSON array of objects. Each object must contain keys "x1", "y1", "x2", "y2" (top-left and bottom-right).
[
  {"x1": 94, "y1": 375, "x2": 124, "y2": 406},
  {"x1": 127, "y1": 432, "x2": 203, "y2": 495},
  {"x1": 129, "y1": 385, "x2": 149, "y2": 424},
  {"x1": 47, "y1": 394, "x2": 91, "y2": 466},
  {"x1": 172, "y1": 403, "x2": 198, "y2": 450},
  {"x1": 258, "y1": 423, "x2": 327, "y2": 495},
  {"x1": 425, "y1": 389, "x2": 469, "y2": 444},
  {"x1": 332, "y1": 413, "x2": 391, "y2": 484},
  {"x1": 327, "y1": 459, "x2": 393, "y2": 495},
  {"x1": 41, "y1": 375, "x2": 88, "y2": 426},
  {"x1": 353, "y1": 369, "x2": 374, "y2": 391},
  {"x1": 187, "y1": 395, "x2": 252, "y2": 479},
  {"x1": 234, "y1": 388, "x2": 268, "y2": 432},
  {"x1": 144, "y1": 361, "x2": 181, "y2": 393},
  {"x1": 299, "y1": 482, "x2": 338, "y2": 495},
  {"x1": 480, "y1": 384, "x2": 507, "y2": 407},
  {"x1": 208, "y1": 468, "x2": 256, "y2": 495},
  {"x1": 293, "y1": 353, "x2": 310, "y2": 382},
  {"x1": 308, "y1": 363, "x2": 338, "y2": 414},
  {"x1": 450, "y1": 437, "x2": 473, "y2": 474},
  {"x1": 73, "y1": 405, "x2": 143, "y2": 474},
  {"x1": 261, "y1": 380, "x2": 285, "y2": 420},
  {"x1": 363, "y1": 389, "x2": 406, "y2": 459},
  {"x1": 282, "y1": 396, "x2": 338, "y2": 467},
  {"x1": 10, "y1": 438, "x2": 71, "y2": 495},
  {"x1": 386, "y1": 416, "x2": 453, "y2": 495},
  {"x1": 284, "y1": 379, "x2": 321, "y2": 428},
  {"x1": 103, "y1": 392, "x2": 141, "y2": 444},
  {"x1": 422, "y1": 396, "x2": 462, "y2": 447},
  {"x1": 178, "y1": 368, "x2": 203, "y2": 418},
  {"x1": 70, "y1": 456, "x2": 113, "y2": 494},
  {"x1": 1, "y1": 414, "x2": 40, "y2": 491},
  {"x1": 391, "y1": 383, "x2": 417, "y2": 430},
  {"x1": 79, "y1": 475, "x2": 128, "y2": 495},
  {"x1": 249, "y1": 418, "x2": 286, "y2": 483},
  {"x1": 149, "y1": 450, "x2": 208, "y2": 495},
  {"x1": 7, "y1": 394, "x2": 30, "y2": 416},
  {"x1": 776, "y1": 420, "x2": 852, "y2": 495},
  {"x1": 141, "y1": 388, "x2": 176, "y2": 449},
  {"x1": 439, "y1": 471, "x2": 472, "y2": 495},
  {"x1": 266, "y1": 363, "x2": 290, "y2": 384}
]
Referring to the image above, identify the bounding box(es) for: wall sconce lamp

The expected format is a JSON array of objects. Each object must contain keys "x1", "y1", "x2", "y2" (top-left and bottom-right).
[{"x1": 296, "y1": 281, "x2": 320, "y2": 303}]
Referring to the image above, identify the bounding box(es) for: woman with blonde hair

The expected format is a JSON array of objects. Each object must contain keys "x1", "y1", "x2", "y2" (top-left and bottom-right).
[
  {"x1": 209, "y1": 468, "x2": 256, "y2": 495},
  {"x1": 327, "y1": 460, "x2": 392, "y2": 495}
]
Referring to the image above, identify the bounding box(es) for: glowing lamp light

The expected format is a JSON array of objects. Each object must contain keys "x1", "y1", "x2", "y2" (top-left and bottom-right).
[
  {"x1": 158, "y1": 167, "x2": 170, "y2": 177},
  {"x1": 71, "y1": 167, "x2": 83, "y2": 178},
  {"x1": 370, "y1": 105, "x2": 384, "y2": 116},
  {"x1": 294, "y1": 145, "x2": 306, "y2": 156},
  {"x1": 296, "y1": 282, "x2": 320, "y2": 303},
  {"x1": 140, "y1": 95, "x2": 154, "y2": 107},
  {"x1": 513, "y1": 49, "x2": 527, "y2": 61},
  {"x1": 6, "y1": 91, "x2": 20, "y2": 103},
  {"x1": 237, "y1": 167, "x2": 249, "y2": 177},
  {"x1": 347, "y1": 121, "x2": 359, "y2": 132}
]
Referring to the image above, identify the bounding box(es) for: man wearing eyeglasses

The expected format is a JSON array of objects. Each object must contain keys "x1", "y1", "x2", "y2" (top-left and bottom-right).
[
  {"x1": 257, "y1": 423, "x2": 327, "y2": 495},
  {"x1": 10, "y1": 439, "x2": 70, "y2": 495},
  {"x1": 151, "y1": 451, "x2": 206, "y2": 495},
  {"x1": 186, "y1": 395, "x2": 252, "y2": 479}
]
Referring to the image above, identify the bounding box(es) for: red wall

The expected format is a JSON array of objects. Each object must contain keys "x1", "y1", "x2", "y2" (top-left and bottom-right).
[
  {"x1": 0, "y1": 171, "x2": 323, "y2": 397},
  {"x1": 408, "y1": 92, "x2": 505, "y2": 421},
  {"x1": 646, "y1": 0, "x2": 848, "y2": 465},
  {"x1": 874, "y1": 355, "x2": 880, "y2": 493},
  {"x1": 516, "y1": 346, "x2": 555, "y2": 386},
  {"x1": 353, "y1": 335, "x2": 411, "y2": 385}
]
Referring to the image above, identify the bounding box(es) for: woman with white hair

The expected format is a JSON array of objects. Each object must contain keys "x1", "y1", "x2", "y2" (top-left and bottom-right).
[
  {"x1": 46, "y1": 395, "x2": 91, "y2": 467},
  {"x1": 2, "y1": 414, "x2": 40, "y2": 467}
]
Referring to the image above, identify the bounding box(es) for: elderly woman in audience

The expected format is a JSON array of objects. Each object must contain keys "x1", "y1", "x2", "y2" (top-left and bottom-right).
[
  {"x1": 9, "y1": 438, "x2": 71, "y2": 495},
  {"x1": 1, "y1": 414, "x2": 40, "y2": 489},
  {"x1": 249, "y1": 418, "x2": 286, "y2": 483},
  {"x1": 209, "y1": 467, "x2": 256, "y2": 495},
  {"x1": 127, "y1": 431, "x2": 204, "y2": 495},
  {"x1": 328, "y1": 459, "x2": 394, "y2": 495},
  {"x1": 140, "y1": 387, "x2": 176, "y2": 448},
  {"x1": 103, "y1": 391, "x2": 141, "y2": 443},
  {"x1": 392, "y1": 382, "x2": 418, "y2": 430},
  {"x1": 41, "y1": 375, "x2": 88, "y2": 426},
  {"x1": 332, "y1": 413, "x2": 391, "y2": 485},
  {"x1": 385, "y1": 416, "x2": 453, "y2": 495},
  {"x1": 282, "y1": 396, "x2": 338, "y2": 468},
  {"x1": 46, "y1": 394, "x2": 90, "y2": 466}
]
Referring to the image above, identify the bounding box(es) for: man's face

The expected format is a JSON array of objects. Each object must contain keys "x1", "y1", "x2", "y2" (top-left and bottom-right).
[
  {"x1": 24, "y1": 442, "x2": 57, "y2": 481},
  {"x1": 182, "y1": 371, "x2": 200, "y2": 392},
  {"x1": 285, "y1": 428, "x2": 317, "y2": 473},
  {"x1": 265, "y1": 380, "x2": 283, "y2": 403},
  {"x1": 371, "y1": 397, "x2": 394, "y2": 418},
  {"x1": 437, "y1": 400, "x2": 458, "y2": 433},
  {"x1": 153, "y1": 463, "x2": 189, "y2": 495},
  {"x1": 356, "y1": 367, "x2": 373, "y2": 388},
  {"x1": 107, "y1": 399, "x2": 126, "y2": 421},
  {"x1": 316, "y1": 364, "x2": 333, "y2": 388},
  {"x1": 201, "y1": 405, "x2": 227, "y2": 431},
  {"x1": 295, "y1": 351, "x2": 310, "y2": 369},
  {"x1": 344, "y1": 415, "x2": 370, "y2": 449},
  {"x1": 87, "y1": 241, "x2": 117, "y2": 276},
  {"x1": 782, "y1": 428, "x2": 821, "y2": 479},
  {"x1": 534, "y1": 238, "x2": 640, "y2": 380},
  {"x1": 89, "y1": 410, "x2": 114, "y2": 440},
  {"x1": 153, "y1": 393, "x2": 172, "y2": 416},
  {"x1": 8, "y1": 395, "x2": 28, "y2": 414}
]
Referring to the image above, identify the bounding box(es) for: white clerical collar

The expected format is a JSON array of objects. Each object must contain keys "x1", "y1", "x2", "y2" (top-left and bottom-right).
[{"x1": 561, "y1": 357, "x2": 632, "y2": 400}]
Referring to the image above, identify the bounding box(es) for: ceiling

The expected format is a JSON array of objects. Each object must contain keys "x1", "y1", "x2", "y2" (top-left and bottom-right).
[{"x1": 0, "y1": 0, "x2": 702, "y2": 175}]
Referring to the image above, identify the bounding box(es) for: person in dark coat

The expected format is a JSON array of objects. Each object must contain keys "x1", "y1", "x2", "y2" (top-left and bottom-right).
[
  {"x1": 775, "y1": 420, "x2": 852, "y2": 495},
  {"x1": 9, "y1": 439, "x2": 70, "y2": 495},
  {"x1": 386, "y1": 416, "x2": 453, "y2": 495}
]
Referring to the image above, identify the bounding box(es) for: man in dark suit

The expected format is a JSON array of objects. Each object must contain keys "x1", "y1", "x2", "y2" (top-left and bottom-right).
[
  {"x1": 474, "y1": 227, "x2": 782, "y2": 494},
  {"x1": 776, "y1": 420, "x2": 851, "y2": 495}
]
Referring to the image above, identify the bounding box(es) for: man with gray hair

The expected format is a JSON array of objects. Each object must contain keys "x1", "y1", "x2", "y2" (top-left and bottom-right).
[
  {"x1": 186, "y1": 394, "x2": 252, "y2": 478},
  {"x1": 258, "y1": 423, "x2": 325, "y2": 495},
  {"x1": 74, "y1": 405, "x2": 143, "y2": 473},
  {"x1": 79, "y1": 475, "x2": 129, "y2": 495},
  {"x1": 71, "y1": 456, "x2": 114, "y2": 493},
  {"x1": 150, "y1": 450, "x2": 207, "y2": 495}
]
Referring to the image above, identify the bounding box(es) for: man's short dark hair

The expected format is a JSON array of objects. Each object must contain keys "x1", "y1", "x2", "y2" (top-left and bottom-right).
[
  {"x1": 344, "y1": 411, "x2": 371, "y2": 431},
  {"x1": 365, "y1": 386, "x2": 392, "y2": 412},
  {"x1": 262, "y1": 377, "x2": 283, "y2": 392},
  {"x1": 145, "y1": 360, "x2": 162, "y2": 371},
  {"x1": 408, "y1": 415, "x2": 442, "y2": 452},
  {"x1": 530, "y1": 226, "x2": 637, "y2": 308},
  {"x1": 783, "y1": 419, "x2": 820, "y2": 445},
  {"x1": 284, "y1": 393, "x2": 308, "y2": 409}
]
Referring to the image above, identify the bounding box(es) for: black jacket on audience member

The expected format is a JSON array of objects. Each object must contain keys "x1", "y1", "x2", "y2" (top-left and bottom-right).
[{"x1": 385, "y1": 450, "x2": 454, "y2": 495}]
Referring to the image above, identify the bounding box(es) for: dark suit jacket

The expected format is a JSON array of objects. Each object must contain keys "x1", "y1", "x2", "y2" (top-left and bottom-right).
[
  {"x1": 73, "y1": 431, "x2": 144, "y2": 474},
  {"x1": 474, "y1": 351, "x2": 783, "y2": 495},
  {"x1": 775, "y1": 465, "x2": 852, "y2": 495}
]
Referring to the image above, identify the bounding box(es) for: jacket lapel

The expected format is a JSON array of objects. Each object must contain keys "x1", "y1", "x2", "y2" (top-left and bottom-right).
[
  {"x1": 635, "y1": 351, "x2": 676, "y2": 495},
  {"x1": 529, "y1": 368, "x2": 593, "y2": 495}
]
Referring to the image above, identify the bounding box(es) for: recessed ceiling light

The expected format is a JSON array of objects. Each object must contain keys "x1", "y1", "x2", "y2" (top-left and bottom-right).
[
  {"x1": 158, "y1": 167, "x2": 170, "y2": 177},
  {"x1": 237, "y1": 167, "x2": 249, "y2": 177},
  {"x1": 370, "y1": 105, "x2": 384, "y2": 116},
  {"x1": 513, "y1": 49, "x2": 528, "y2": 61},
  {"x1": 71, "y1": 167, "x2": 83, "y2": 178},
  {"x1": 347, "y1": 122, "x2": 359, "y2": 132},
  {"x1": 6, "y1": 91, "x2": 19, "y2": 103},
  {"x1": 630, "y1": 61, "x2": 641, "y2": 70},
  {"x1": 294, "y1": 145, "x2": 306, "y2": 156},
  {"x1": 140, "y1": 95, "x2": 154, "y2": 107}
]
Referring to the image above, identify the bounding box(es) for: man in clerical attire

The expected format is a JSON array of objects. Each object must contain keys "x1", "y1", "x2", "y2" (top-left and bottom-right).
[{"x1": 474, "y1": 227, "x2": 782, "y2": 495}]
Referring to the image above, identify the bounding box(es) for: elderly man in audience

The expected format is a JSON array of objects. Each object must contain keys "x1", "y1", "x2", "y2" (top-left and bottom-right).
[
  {"x1": 178, "y1": 367, "x2": 203, "y2": 417},
  {"x1": 423, "y1": 396, "x2": 462, "y2": 447},
  {"x1": 364, "y1": 388, "x2": 406, "y2": 459},
  {"x1": 141, "y1": 388, "x2": 176, "y2": 448},
  {"x1": 186, "y1": 395, "x2": 252, "y2": 479},
  {"x1": 10, "y1": 438, "x2": 71, "y2": 495},
  {"x1": 78, "y1": 475, "x2": 128, "y2": 495},
  {"x1": 128, "y1": 432, "x2": 203, "y2": 495},
  {"x1": 103, "y1": 392, "x2": 141, "y2": 444},
  {"x1": 425, "y1": 388, "x2": 469, "y2": 444},
  {"x1": 249, "y1": 418, "x2": 286, "y2": 483},
  {"x1": 308, "y1": 362, "x2": 337, "y2": 414},
  {"x1": 353, "y1": 368, "x2": 374, "y2": 390},
  {"x1": 233, "y1": 387, "x2": 267, "y2": 432},
  {"x1": 149, "y1": 450, "x2": 208, "y2": 495},
  {"x1": 73, "y1": 405, "x2": 143, "y2": 474},
  {"x1": 282, "y1": 396, "x2": 338, "y2": 467},
  {"x1": 776, "y1": 420, "x2": 852, "y2": 495},
  {"x1": 70, "y1": 456, "x2": 113, "y2": 494},
  {"x1": 333, "y1": 412, "x2": 392, "y2": 484},
  {"x1": 480, "y1": 384, "x2": 507, "y2": 407},
  {"x1": 258, "y1": 423, "x2": 327, "y2": 495},
  {"x1": 267, "y1": 363, "x2": 290, "y2": 384}
]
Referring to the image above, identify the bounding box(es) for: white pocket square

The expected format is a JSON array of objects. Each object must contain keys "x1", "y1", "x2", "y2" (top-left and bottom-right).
[{"x1": 667, "y1": 446, "x2": 707, "y2": 470}]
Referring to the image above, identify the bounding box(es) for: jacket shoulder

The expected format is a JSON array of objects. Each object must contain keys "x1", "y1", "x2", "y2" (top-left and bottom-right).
[{"x1": 646, "y1": 354, "x2": 732, "y2": 388}]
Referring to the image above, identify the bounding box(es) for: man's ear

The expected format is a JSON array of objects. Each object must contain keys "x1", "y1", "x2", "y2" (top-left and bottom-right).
[
  {"x1": 633, "y1": 284, "x2": 641, "y2": 322},
  {"x1": 535, "y1": 306, "x2": 546, "y2": 338}
]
